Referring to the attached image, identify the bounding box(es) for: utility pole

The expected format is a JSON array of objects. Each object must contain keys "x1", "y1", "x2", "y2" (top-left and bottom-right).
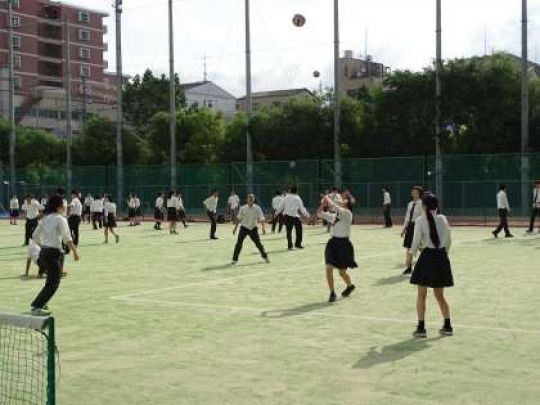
[
  {"x1": 245, "y1": 0, "x2": 254, "y2": 192},
  {"x1": 435, "y1": 0, "x2": 444, "y2": 206},
  {"x1": 81, "y1": 75, "x2": 87, "y2": 127},
  {"x1": 7, "y1": 0, "x2": 16, "y2": 197},
  {"x1": 521, "y1": 0, "x2": 529, "y2": 214},
  {"x1": 64, "y1": 18, "x2": 73, "y2": 193},
  {"x1": 169, "y1": 0, "x2": 177, "y2": 189},
  {"x1": 333, "y1": 0, "x2": 342, "y2": 188},
  {"x1": 115, "y1": 0, "x2": 124, "y2": 208},
  {"x1": 203, "y1": 55, "x2": 208, "y2": 82}
]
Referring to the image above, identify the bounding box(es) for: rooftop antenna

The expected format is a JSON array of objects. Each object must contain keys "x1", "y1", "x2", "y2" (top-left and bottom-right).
[
  {"x1": 203, "y1": 54, "x2": 208, "y2": 81},
  {"x1": 364, "y1": 27, "x2": 368, "y2": 60},
  {"x1": 484, "y1": 28, "x2": 487, "y2": 55}
]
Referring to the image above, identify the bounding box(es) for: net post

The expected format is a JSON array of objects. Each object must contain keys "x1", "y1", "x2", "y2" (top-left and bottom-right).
[{"x1": 47, "y1": 317, "x2": 56, "y2": 405}]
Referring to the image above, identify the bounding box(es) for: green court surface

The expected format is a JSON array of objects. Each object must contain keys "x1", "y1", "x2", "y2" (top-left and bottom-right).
[{"x1": 1, "y1": 220, "x2": 539, "y2": 405}]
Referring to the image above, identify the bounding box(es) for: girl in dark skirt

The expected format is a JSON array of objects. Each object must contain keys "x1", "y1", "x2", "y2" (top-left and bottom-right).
[
  {"x1": 317, "y1": 194, "x2": 357, "y2": 303},
  {"x1": 401, "y1": 186, "x2": 424, "y2": 275},
  {"x1": 166, "y1": 191, "x2": 179, "y2": 235},
  {"x1": 128, "y1": 194, "x2": 137, "y2": 226},
  {"x1": 154, "y1": 192, "x2": 165, "y2": 230},
  {"x1": 9, "y1": 195, "x2": 19, "y2": 225},
  {"x1": 410, "y1": 193, "x2": 453, "y2": 338},
  {"x1": 103, "y1": 194, "x2": 120, "y2": 244}
]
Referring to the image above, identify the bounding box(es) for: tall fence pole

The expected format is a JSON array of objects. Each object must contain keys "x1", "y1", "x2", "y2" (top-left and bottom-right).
[
  {"x1": 333, "y1": 0, "x2": 342, "y2": 188},
  {"x1": 435, "y1": 0, "x2": 444, "y2": 205},
  {"x1": 169, "y1": 0, "x2": 177, "y2": 189},
  {"x1": 115, "y1": 0, "x2": 124, "y2": 208},
  {"x1": 64, "y1": 19, "x2": 73, "y2": 193},
  {"x1": 245, "y1": 0, "x2": 254, "y2": 192},
  {"x1": 521, "y1": 0, "x2": 530, "y2": 214},
  {"x1": 7, "y1": 0, "x2": 16, "y2": 197}
]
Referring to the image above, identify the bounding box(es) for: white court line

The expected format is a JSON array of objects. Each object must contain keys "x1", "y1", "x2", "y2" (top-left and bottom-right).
[
  {"x1": 109, "y1": 251, "x2": 402, "y2": 300},
  {"x1": 113, "y1": 296, "x2": 540, "y2": 336}
]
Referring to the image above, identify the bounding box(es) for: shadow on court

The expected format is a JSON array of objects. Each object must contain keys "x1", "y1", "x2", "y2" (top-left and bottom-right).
[
  {"x1": 353, "y1": 337, "x2": 441, "y2": 369},
  {"x1": 177, "y1": 238, "x2": 213, "y2": 244},
  {"x1": 261, "y1": 302, "x2": 331, "y2": 318},
  {"x1": 375, "y1": 274, "x2": 408, "y2": 286},
  {"x1": 201, "y1": 262, "x2": 264, "y2": 271}
]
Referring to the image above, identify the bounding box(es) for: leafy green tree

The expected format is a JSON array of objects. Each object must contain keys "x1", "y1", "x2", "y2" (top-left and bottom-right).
[
  {"x1": 123, "y1": 69, "x2": 186, "y2": 136},
  {"x1": 73, "y1": 117, "x2": 148, "y2": 165}
]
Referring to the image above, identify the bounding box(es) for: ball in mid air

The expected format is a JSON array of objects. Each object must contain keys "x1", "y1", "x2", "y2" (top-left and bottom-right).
[{"x1": 292, "y1": 14, "x2": 306, "y2": 28}]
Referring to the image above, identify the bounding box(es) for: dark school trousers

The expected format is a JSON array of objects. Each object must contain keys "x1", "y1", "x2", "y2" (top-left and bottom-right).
[
  {"x1": 272, "y1": 211, "x2": 283, "y2": 233},
  {"x1": 284, "y1": 215, "x2": 303, "y2": 249},
  {"x1": 529, "y1": 207, "x2": 540, "y2": 231},
  {"x1": 25, "y1": 218, "x2": 38, "y2": 246},
  {"x1": 207, "y1": 210, "x2": 217, "y2": 238},
  {"x1": 92, "y1": 212, "x2": 103, "y2": 229},
  {"x1": 31, "y1": 248, "x2": 64, "y2": 309},
  {"x1": 383, "y1": 204, "x2": 393, "y2": 227},
  {"x1": 233, "y1": 226, "x2": 268, "y2": 261},
  {"x1": 494, "y1": 208, "x2": 511, "y2": 236},
  {"x1": 68, "y1": 215, "x2": 81, "y2": 246}
]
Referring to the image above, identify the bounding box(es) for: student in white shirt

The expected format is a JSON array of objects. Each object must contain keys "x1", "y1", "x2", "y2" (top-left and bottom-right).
[
  {"x1": 231, "y1": 194, "x2": 269, "y2": 265},
  {"x1": 410, "y1": 193, "x2": 454, "y2": 338},
  {"x1": 382, "y1": 186, "x2": 393, "y2": 228},
  {"x1": 9, "y1": 195, "x2": 19, "y2": 225},
  {"x1": 227, "y1": 190, "x2": 240, "y2": 224},
  {"x1": 178, "y1": 190, "x2": 188, "y2": 228},
  {"x1": 203, "y1": 189, "x2": 220, "y2": 240},
  {"x1": 167, "y1": 191, "x2": 181, "y2": 235},
  {"x1": 401, "y1": 186, "x2": 424, "y2": 275},
  {"x1": 277, "y1": 185, "x2": 310, "y2": 250},
  {"x1": 23, "y1": 239, "x2": 42, "y2": 279},
  {"x1": 492, "y1": 184, "x2": 514, "y2": 238},
  {"x1": 40, "y1": 195, "x2": 48, "y2": 213},
  {"x1": 103, "y1": 194, "x2": 120, "y2": 244},
  {"x1": 22, "y1": 195, "x2": 42, "y2": 246},
  {"x1": 90, "y1": 196, "x2": 104, "y2": 230},
  {"x1": 527, "y1": 180, "x2": 540, "y2": 233},
  {"x1": 318, "y1": 195, "x2": 357, "y2": 303},
  {"x1": 154, "y1": 192, "x2": 165, "y2": 230},
  {"x1": 68, "y1": 190, "x2": 83, "y2": 246},
  {"x1": 83, "y1": 193, "x2": 94, "y2": 224},
  {"x1": 134, "y1": 195, "x2": 142, "y2": 225},
  {"x1": 271, "y1": 190, "x2": 284, "y2": 233},
  {"x1": 128, "y1": 194, "x2": 137, "y2": 226},
  {"x1": 29, "y1": 194, "x2": 80, "y2": 316}
]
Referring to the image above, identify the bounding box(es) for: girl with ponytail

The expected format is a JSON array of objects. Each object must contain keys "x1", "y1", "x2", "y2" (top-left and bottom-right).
[{"x1": 410, "y1": 193, "x2": 454, "y2": 338}]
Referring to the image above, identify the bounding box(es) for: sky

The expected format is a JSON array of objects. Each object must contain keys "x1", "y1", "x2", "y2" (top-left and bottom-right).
[{"x1": 80, "y1": 0, "x2": 539, "y2": 97}]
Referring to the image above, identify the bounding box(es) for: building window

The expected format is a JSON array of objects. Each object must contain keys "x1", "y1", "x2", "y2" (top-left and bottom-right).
[
  {"x1": 14, "y1": 76, "x2": 22, "y2": 89},
  {"x1": 78, "y1": 12, "x2": 90, "y2": 23},
  {"x1": 13, "y1": 54, "x2": 21, "y2": 68},
  {"x1": 13, "y1": 35, "x2": 21, "y2": 48},
  {"x1": 12, "y1": 16, "x2": 20, "y2": 28},
  {"x1": 80, "y1": 65, "x2": 91, "y2": 77},
  {"x1": 79, "y1": 30, "x2": 90, "y2": 41},
  {"x1": 12, "y1": 0, "x2": 20, "y2": 9},
  {"x1": 79, "y1": 47, "x2": 91, "y2": 59}
]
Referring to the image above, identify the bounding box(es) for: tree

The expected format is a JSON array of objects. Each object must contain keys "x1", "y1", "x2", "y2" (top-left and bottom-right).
[
  {"x1": 73, "y1": 117, "x2": 148, "y2": 166},
  {"x1": 122, "y1": 69, "x2": 186, "y2": 136}
]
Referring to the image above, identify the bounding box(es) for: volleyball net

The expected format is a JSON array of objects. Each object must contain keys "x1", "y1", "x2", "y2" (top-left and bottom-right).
[
  {"x1": 0, "y1": 153, "x2": 539, "y2": 217},
  {"x1": 0, "y1": 312, "x2": 56, "y2": 405}
]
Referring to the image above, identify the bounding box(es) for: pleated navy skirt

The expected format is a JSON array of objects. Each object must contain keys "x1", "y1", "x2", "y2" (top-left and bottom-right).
[
  {"x1": 325, "y1": 237, "x2": 358, "y2": 270},
  {"x1": 411, "y1": 248, "x2": 454, "y2": 288}
]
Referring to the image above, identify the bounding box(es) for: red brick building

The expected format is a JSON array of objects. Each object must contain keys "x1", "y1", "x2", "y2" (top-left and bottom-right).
[{"x1": 0, "y1": 0, "x2": 119, "y2": 135}]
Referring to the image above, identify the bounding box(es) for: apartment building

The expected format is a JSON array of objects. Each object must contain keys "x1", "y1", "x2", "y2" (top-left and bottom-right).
[
  {"x1": 0, "y1": 0, "x2": 114, "y2": 135},
  {"x1": 340, "y1": 50, "x2": 389, "y2": 97}
]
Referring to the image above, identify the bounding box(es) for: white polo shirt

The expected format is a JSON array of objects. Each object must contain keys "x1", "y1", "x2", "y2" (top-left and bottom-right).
[
  {"x1": 237, "y1": 204, "x2": 265, "y2": 230},
  {"x1": 32, "y1": 213, "x2": 72, "y2": 251}
]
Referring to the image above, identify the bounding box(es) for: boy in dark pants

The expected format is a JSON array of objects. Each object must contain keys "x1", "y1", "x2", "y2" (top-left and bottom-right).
[
  {"x1": 232, "y1": 194, "x2": 269, "y2": 265},
  {"x1": 527, "y1": 180, "x2": 540, "y2": 233},
  {"x1": 277, "y1": 186, "x2": 310, "y2": 250},
  {"x1": 29, "y1": 194, "x2": 80, "y2": 316},
  {"x1": 492, "y1": 185, "x2": 514, "y2": 238},
  {"x1": 203, "y1": 189, "x2": 220, "y2": 240}
]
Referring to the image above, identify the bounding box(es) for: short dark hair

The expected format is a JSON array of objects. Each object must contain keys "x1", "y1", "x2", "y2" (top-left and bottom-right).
[
  {"x1": 57, "y1": 188, "x2": 66, "y2": 196},
  {"x1": 412, "y1": 186, "x2": 424, "y2": 196},
  {"x1": 71, "y1": 189, "x2": 79, "y2": 195},
  {"x1": 211, "y1": 189, "x2": 218, "y2": 194},
  {"x1": 499, "y1": 184, "x2": 507, "y2": 191},
  {"x1": 45, "y1": 194, "x2": 64, "y2": 215},
  {"x1": 290, "y1": 185, "x2": 298, "y2": 194}
]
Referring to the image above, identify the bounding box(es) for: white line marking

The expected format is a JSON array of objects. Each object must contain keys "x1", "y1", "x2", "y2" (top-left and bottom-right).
[{"x1": 113, "y1": 297, "x2": 540, "y2": 336}]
